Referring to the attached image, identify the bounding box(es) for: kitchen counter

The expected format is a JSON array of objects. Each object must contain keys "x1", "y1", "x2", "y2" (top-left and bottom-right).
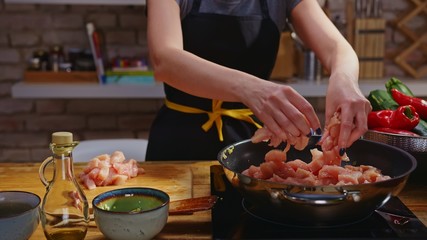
[
  {"x1": 11, "y1": 78, "x2": 427, "y2": 99},
  {"x1": 0, "y1": 161, "x2": 426, "y2": 239},
  {"x1": 0, "y1": 161, "x2": 211, "y2": 240}
]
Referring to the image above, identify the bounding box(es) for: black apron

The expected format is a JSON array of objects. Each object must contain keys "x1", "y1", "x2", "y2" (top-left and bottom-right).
[{"x1": 146, "y1": 0, "x2": 280, "y2": 160}]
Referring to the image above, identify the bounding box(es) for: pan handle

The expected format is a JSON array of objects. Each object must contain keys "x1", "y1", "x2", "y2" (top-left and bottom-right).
[{"x1": 274, "y1": 189, "x2": 361, "y2": 205}]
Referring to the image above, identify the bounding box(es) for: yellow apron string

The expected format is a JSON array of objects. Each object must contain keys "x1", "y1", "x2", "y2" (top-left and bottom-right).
[{"x1": 165, "y1": 99, "x2": 262, "y2": 141}]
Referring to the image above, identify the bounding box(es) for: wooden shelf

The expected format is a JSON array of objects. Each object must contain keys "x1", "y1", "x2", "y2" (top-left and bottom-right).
[
  {"x1": 4, "y1": 0, "x2": 145, "y2": 5},
  {"x1": 11, "y1": 78, "x2": 427, "y2": 99},
  {"x1": 24, "y1": 71, "x2": 99, "y2": 84},
  {"x1": 12, "y1": 82, "x2": 165, "y2": 99}
]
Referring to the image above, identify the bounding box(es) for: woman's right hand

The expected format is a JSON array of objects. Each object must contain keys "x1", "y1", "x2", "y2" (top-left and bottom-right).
[{"x1": 243, "y1": 81, "x2": 321, "y2": 143}]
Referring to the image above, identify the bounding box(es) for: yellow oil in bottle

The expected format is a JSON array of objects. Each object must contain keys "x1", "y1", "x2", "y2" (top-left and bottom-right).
[{"x1": 44, "y1": 229, "x2": 87, "y2": 240}]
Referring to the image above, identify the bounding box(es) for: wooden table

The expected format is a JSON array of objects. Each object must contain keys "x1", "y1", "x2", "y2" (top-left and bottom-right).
[{"x1": 0, "y1": 161, "x2": 426, "y2": 239}]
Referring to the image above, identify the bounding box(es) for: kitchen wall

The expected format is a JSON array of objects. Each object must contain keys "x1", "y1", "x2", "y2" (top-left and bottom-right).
[
  {"x1": 0, "y1": 1, "x2": 162, "y2": 162},
  {"x1": 0, "y1": 0, "x2": 422, "y2": 162}
]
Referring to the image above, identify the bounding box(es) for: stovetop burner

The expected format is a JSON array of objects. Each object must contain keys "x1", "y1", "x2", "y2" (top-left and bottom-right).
[
  {"x1": 241, "y1": 198, "x2": 372, "y2": 229},
  {"x1": 210, "y1": 165, "x2": 427, "y2": 239}
]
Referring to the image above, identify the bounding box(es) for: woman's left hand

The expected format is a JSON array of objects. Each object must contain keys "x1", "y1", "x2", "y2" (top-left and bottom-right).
[{"x1": 325, "y1": 73, "x2": 372, "y2": 151}]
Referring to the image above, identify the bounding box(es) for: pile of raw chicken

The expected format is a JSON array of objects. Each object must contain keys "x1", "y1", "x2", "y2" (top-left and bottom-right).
[
  {"x1": 79, "y1": 151, "x2": 145, "y2": 190},
  {"x1": 244, "y1": 112, "x2": 391, "y2": 186}
]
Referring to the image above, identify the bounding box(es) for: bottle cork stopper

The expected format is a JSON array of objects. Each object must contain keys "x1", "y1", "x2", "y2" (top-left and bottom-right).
[{"x1": 52, "y1": 132, "x2": 73, "y2": 144}]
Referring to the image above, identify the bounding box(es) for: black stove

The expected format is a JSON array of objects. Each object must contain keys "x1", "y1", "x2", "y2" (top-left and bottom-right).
[{"x1": 210, "y1": 165, "x2": 427, "y2": 239}]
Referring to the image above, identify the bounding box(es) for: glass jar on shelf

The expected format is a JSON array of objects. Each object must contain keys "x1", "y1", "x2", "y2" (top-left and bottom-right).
[{"x1": 50, "y1": 45, "x2": 65, "y2": 72}]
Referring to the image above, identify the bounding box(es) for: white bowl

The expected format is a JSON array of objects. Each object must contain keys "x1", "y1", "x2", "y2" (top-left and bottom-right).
[
  {"x1": 0, "y1": 191, "x2": 41, "y2": 240},
  {"x1": 92, "y1": 187, "x2": 169, "y2": 240}
]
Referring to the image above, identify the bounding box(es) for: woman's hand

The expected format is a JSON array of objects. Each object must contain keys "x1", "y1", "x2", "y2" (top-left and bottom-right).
[
  {"x1": 242, "y1": 80, "x2": 321, "y2": 144},
  {"x1": 325, "y1": 73, "x2": 372, "y2": 151},
  {"x1": 290, "y1": 0, "x2": 371, "y2": 152}
]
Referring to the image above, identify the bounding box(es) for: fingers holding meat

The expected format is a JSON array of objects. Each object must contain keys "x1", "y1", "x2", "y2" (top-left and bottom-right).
[
  {"x1": 248, "y1": 84, "x2": 320, "y2": 143},
  {"x1": 318, "y1": 112, "x2": 349, "y2": 161},
  {"x1": 253, "y1": 111, "x2": 349, "y2": 168}
]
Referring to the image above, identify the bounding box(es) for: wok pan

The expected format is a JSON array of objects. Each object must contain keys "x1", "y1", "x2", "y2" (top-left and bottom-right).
[{"x1": 217, "y1": 136, "x2": 417, "y2": 227}]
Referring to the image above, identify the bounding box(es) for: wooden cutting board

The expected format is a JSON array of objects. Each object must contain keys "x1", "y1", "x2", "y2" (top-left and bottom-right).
[{"x1": 0, "y1": 162, "x2": 193, "y2": 204}]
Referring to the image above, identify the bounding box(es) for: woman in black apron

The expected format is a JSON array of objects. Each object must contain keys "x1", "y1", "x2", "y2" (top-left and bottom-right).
[{"x1": 145, "y1": 0, "x2": 371, "y2": 161}]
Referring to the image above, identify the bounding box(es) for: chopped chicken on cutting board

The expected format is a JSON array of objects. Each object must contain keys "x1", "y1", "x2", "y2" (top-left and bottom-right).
[{"x1": 79, "y1": 151, "x2": 145, "y2": 190}]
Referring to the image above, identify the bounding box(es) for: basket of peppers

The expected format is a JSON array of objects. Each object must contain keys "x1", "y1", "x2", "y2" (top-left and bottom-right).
[{"x1": 364, "y1": 77, "x2": 427, "y2": 153}]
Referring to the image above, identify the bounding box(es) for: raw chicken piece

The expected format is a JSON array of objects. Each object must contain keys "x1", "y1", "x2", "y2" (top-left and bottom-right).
[
  {"x1": 252, "y1": 127, "x2": 283, "y2": 148},
  {"x1": 79, "y1": 151, "x2": 145, "y2": 190},
  {"x1": 252, "y1": 126, "x2": 309, "y2": 151},
  {"x1": 265, "y1": 149, "x2": 287, "y2": 162},
  {"x1": 318, "y1": 111, "x2": 349, "y2": 163}
]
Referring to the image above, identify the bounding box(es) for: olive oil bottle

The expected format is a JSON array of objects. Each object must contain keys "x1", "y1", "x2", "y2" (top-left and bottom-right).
[{"x1": 39, "y1": 132, "x2": 89, "y2": 240}]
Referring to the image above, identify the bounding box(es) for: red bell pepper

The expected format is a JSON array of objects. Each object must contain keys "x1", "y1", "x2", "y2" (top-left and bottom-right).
[
  {"x1": 368, "y1": 105, "x2": 420, "y2": 131},
  {"x1": 391, "y1": 88, "x2": 427, "y2": 120},
  {"x1": 372, "y1": 127, "x2": 420, "y2": 137}
]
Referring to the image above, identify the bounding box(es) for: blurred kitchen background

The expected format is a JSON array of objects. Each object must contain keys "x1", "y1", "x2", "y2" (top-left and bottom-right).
[{"x1": 0, "y1": 0, "x2": 426, "y2": 162}]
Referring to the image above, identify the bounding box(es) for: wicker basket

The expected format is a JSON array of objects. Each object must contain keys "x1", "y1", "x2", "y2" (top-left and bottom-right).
[{"x1": 363, "y1": 130, "x2": 427, "y2": 153}]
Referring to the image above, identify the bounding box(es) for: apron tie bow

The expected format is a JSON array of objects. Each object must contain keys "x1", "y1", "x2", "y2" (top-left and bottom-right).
[{"x1": 165, "y1": 99, "x2": 261, "y2": 141}]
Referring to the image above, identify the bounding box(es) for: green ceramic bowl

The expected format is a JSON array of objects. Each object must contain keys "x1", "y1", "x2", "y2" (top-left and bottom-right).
[{"x1": 92, "y1": 187, "x2": 170, "y2": 240}]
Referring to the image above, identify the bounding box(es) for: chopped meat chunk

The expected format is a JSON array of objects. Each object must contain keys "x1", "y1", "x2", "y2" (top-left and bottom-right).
[{"x1": 79, "y1": 151, "x2": 145, "y2": 190}]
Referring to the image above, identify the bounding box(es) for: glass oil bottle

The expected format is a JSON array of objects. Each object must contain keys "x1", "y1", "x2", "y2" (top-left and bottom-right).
[{"x1": 39, "y1": 132, "x2": 89, "y2": 240}]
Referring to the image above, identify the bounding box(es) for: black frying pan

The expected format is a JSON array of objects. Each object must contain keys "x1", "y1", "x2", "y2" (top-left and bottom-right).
[{"x1": 217, "y1": 136, "x2": 417, "y2": 227}]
